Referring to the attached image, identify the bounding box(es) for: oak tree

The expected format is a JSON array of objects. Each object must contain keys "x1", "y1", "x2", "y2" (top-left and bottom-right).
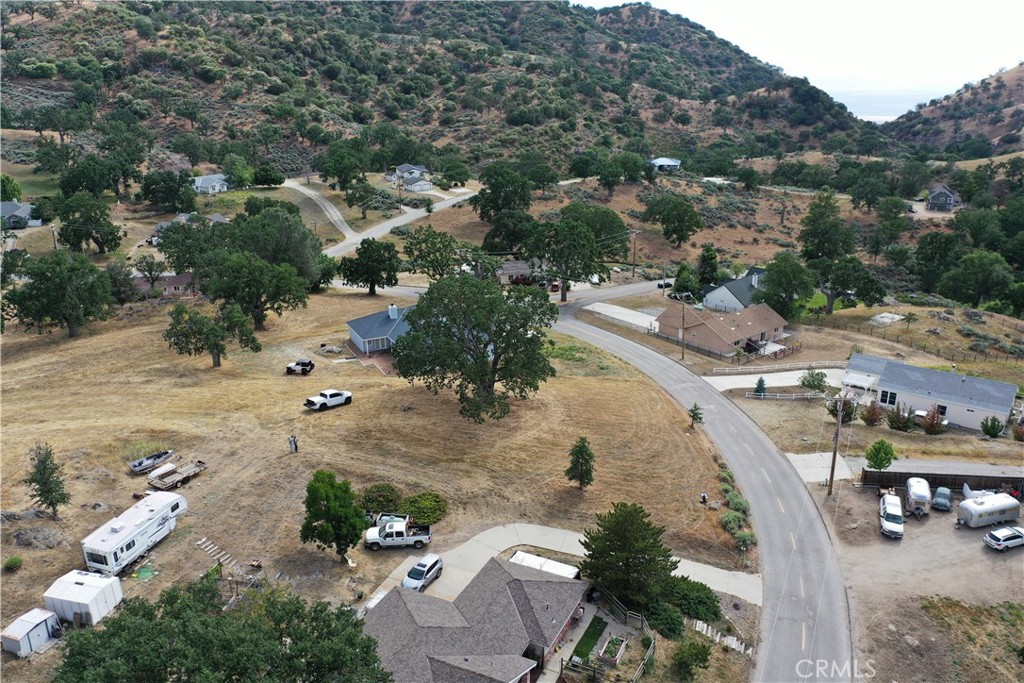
[
  {"x1": 300, "y1": 470, "x2": 367, "y2": 562},
  {"x1": 22, "y1": 443, "x2": 71, "y2": 520},
  {"x1": 163, "y1": 302, "x2": 261, "y2": 368},
  {"x1": 337, "y1": 238, "x2": 401, "y2": 296},
  {"x1": 5, "y1": 250, "x2": 114, "y2": 338}
]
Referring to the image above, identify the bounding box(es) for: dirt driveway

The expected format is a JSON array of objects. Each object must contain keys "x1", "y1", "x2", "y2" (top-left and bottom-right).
[{"x1": 814, "y1": 482, "x2": 1024, "y2": 682}]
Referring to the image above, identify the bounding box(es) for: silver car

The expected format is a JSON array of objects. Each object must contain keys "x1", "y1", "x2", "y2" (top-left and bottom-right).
[{"x1": 402, "y1": 554, "x2": 443, "y2": 591}]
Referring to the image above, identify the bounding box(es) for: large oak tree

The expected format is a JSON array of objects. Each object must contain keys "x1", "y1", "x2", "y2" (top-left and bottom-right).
[{"x1": 393, "y1": 275, "x2": 557, "y2": 422}]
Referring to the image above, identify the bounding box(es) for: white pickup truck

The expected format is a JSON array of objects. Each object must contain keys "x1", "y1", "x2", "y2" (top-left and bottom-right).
[
  {"x1": 364, "y1": 520, "x2": 432, "y2": 551},
  {"x1": 304, "y1": 389, "x2": 353, "y2": 411}
]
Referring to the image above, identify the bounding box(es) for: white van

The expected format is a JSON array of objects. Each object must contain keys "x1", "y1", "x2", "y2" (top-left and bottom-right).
[
  {"x1": 879, "y1": 494, "x2": 904, "y2": 539},
  {"x1": 905, "y1": 477, "x2": 931, "y2": 519},
  {"x1": 957, "y1": 493, "x2": 1021, "y2": 528}
]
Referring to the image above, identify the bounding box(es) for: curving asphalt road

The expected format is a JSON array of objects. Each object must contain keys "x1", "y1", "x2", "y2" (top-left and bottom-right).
[{"x1": 557, "y1": 290, "x2": 852, "y2": 683}]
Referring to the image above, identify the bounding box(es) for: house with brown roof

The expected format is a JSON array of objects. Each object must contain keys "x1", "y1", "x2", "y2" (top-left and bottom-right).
[
  {"x1": 363, "y1": 557, "x2": 587, "y2": 683},
  {"x1": 655, "y1": 301, "x2": 789, "y2": 357},
  {"x1": 131, "y1": 273, "x2": 195, "y2": 298}
]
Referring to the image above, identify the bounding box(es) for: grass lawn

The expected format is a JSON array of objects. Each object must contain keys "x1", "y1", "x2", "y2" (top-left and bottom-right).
[
  {"x1": 572, "y1": 615, "x2": 608, "y2": 660},
  {"x1": 3, "y1": 162, "x2": 59, "y2": 198}
]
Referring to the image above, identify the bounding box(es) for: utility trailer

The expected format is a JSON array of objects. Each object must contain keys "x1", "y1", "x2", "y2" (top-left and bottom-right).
[{"x1": 147, "y1": 460, "x2": 207, "y2": 490}]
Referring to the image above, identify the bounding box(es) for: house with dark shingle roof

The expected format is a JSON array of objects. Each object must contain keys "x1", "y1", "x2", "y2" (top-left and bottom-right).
[
  {"x1": 192, "y1": 173, "x2": 228, "y2": 195},
  {"x1": 347, "y1": 304, "x2": 413, "y2": 354},
  {"x1": 363, "y1": 557, "x2": 587, "y2": 683},
  {"x1": 843, "y1": 352, "x2": 1017, "y2": 430},
  {"x1": 926, "y1": 184, "x2": 961, "y2": 212},
  {"x1": 1, "y1": 200, "x2": 39, "y2": 229},
  {"x1": 702, "y1": 267, "x2": 767, "y2": 312}
]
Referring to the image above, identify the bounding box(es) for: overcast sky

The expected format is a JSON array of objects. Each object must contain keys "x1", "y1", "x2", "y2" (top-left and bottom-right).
[{"x1": 577, "y1": 1, "x2": 1024, "y2": 119}]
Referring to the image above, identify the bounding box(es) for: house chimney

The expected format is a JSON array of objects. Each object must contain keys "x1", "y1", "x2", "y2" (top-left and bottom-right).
[{"x1": 388, "y1": 304, "x2": 398, "y2": 320}]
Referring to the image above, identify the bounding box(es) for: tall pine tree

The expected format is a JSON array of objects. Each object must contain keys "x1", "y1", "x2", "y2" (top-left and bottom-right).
[
  {"x1": 22, "y1": 443, "x2": 71, "y2": 519},
  {"x1": 565, "y1": 437, "x2": 595, "y2": 490}
]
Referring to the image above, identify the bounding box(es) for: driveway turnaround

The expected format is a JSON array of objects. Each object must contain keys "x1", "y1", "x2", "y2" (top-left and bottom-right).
[{"x1": 364, "y1": 523, "x2": 763, "y2": 609}]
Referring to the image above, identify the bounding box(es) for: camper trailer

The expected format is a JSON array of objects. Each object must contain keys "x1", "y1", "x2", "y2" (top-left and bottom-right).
[
  {"x1": 905, "y1": 477, "x2": 932, "y2": 519},
  {"x1": 81, "y1": 492, "x2": 188, "y2": 576},
  {"x1": 956, "y1": 493, "x2": 1021, "y2": 528}
]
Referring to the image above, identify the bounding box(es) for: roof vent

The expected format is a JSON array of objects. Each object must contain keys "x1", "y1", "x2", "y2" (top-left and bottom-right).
[
  {"x1": 110, "y1": 523, "x2": 125, "y2": 533},
  {"x1": 388, "y1": 303, "x2": 398, "y2": 320}
]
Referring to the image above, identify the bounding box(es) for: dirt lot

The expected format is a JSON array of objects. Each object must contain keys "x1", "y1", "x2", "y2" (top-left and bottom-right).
[
  {"x1": 0, "y1": 289, "x2": 749, "y2": 680},
  {"x1": 813, "y1": 482, "x2": 1024, "y2": 683}
]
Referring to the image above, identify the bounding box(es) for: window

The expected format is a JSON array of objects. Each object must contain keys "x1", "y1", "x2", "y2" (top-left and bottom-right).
[
  {"x1": 936, "y1": 405, "x2": 947, "y2": 416},
  {"x1": 86, "y1": 552, "x2": 108, "y2": 566},
  {"x1": 171, "y1": 503, "x2": 180, "y2": 513},
  {"x1": 880, "y1": 391, "x2": 898, "y2": 406},
  {"x1": 113, "y1": 551, "x2": 119, "y2": 562},
  {"x1": 124, "y1": 540, "x2": 135, "y2": 551}
]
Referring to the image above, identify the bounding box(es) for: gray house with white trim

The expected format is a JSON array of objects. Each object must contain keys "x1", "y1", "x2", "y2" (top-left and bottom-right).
[
  {"x1": 702, "y1": 267, "x2": 767, "y2": 312},
  {"x1": 192, "y1": 173, "x2": 228, "y2": 195},
  {"x1": 843, "y1": 353, "x2": 1017, "y2": 430},
  {"x1": 347, "y1": 304, "x2": 412, "y2": 354}
]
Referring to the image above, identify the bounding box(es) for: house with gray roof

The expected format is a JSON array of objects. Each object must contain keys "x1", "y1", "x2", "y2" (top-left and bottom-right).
[
  {"x1": 386, "y1": 164, "x2": 429, "y2": 182},
  {"x1": 363, "y1": 557, "x2": 587, "y2": 683},
  {"x1": 348, "y1": 304, "x2": 413, "y2": 354},
  {"x1": 702, "y1": 267, "x2": 767, "y2": 312},
  {"x1": 926, "y1": 184, "x2": 961, "y2": 212},
  {"x1": 648, "y1": 157, "x2": 681, "y2": 172},
  {"x1": 191, "y1": 173, "x2": 228, "y2": 195},
  {"x1": 1, "y1": 200, "x2": 39, "y2": 229},
  {"x1": 843, "y1": 352, "x2": 1018, "y2": 431},
  {"x1": 403, "y1": 176, "x2": 433, "y2": 193}
]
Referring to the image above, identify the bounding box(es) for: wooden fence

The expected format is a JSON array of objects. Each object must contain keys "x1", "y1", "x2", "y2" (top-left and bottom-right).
[
  {"x1": 713, "y1": 359, "x2": 844, "y2": 375},
  {"x1": 860, "y1": 469, "x2": 1023, "y2": 492}
]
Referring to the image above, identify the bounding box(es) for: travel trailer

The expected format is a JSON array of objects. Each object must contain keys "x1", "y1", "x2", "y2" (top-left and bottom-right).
[
  {"x1": 956, "y1": 493, "x2": 1021, "y2": 528},
  {"x1": 905, "y1": 477, "x2": 932, "y2": 519},
  {"x1": 81, "y1": 492, "x2": 188, "y2": 575}
]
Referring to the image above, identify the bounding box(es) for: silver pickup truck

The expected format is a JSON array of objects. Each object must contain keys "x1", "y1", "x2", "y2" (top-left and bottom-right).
[{"x1": 364, "y1": 520, "x2": 431, "y2": 551}]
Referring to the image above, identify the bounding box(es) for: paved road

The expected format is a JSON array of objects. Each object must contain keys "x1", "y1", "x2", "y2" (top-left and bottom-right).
[
  {"x1": 555, "y1": 295, "x2": 852, "y2": 682},
  {"x1": 283, "y1": 179, "x2": 356, "y2": 239},
  {"x1": 324, "y1": 192, "x2": 477, "y2": 258}
]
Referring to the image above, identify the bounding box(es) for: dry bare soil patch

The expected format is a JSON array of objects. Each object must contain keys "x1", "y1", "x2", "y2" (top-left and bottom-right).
[{"x1": 1, "y1": 289, "x2": 749, "y2": 679}]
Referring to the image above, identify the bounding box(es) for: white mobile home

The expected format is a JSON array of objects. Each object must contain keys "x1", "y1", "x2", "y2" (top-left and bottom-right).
[
  {"x1": 844, "y1": 353, "x2": 1017, "y2": 430},
  {"x1": 81, "y1": 491, "x2": 188, "y2": 576},
  {"x1": 1, "y1": 609, "x2": 59, "y2": 657},
  {"x1": 44, "y1": 570, "x2": 124, "y2": 626},
  {"x1": 957, "y1": 493, "x2": 1021, "y2": 528}
]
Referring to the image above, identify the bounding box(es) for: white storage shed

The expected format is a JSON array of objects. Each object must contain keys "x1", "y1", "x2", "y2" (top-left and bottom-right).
[
  {"x1": 1, "y1": 608, "x2": 60, "y2": 657},
  {"x1": 43, "y1": 570, "x2": 124, "y2": 626}
]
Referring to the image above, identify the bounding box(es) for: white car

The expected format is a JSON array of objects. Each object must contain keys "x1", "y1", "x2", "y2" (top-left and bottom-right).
[
  {"x1": 879, "y1": 494, "x2": 904, "y2": 539},
  {"x1": 304, "y1": 389, "x2": 352, "y2": 411},
  {"x1": 402, "y1": 554, "x2": 443, "y2": 591},
  {"x1": 983, "y1": 526, "x2": 1024, "y2": 552}
]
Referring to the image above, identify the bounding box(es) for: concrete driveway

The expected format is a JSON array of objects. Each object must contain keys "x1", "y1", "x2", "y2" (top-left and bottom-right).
[
  {"x1": 703, "y1": 369, "x2": 847, "y2": 391},
  {"x1": 364, "y1": 523, "x2": 763, "y2": 610}
]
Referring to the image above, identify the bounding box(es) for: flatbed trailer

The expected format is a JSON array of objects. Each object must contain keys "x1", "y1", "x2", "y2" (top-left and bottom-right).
[{"x1": 147, "y1": 460, "x2": 207, "y2": 490}]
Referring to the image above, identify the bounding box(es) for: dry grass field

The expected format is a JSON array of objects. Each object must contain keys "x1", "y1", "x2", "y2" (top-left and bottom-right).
[{"x1": 0, "y1": 288, "x2": 751, "y2": 680}]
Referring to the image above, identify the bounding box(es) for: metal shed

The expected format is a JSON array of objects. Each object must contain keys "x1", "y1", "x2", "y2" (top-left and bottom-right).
[
  {"x1": 1, "y1": 608, "x2": 59, "y2": 657},
  {"x1": 43, "y1": 570, "x2": 124, "y2": 626}
]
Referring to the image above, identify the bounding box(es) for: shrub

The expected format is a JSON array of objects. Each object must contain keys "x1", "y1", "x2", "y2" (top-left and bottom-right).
[
  {"x1": 719, "y1": 483, "x2": 733, "y2": 496},
  {"x1": 648, "y1": 602, "x2": 684, "y2": 639},
  {"x1": 724, "y1": 491, "x2": 749, "y2": 514},
  {"x1": 719, "y1": 510, "x2": 746, "y2": 534},
  {"x1": 753, "y1": 377, "x2": 766, "y2": 396},
  {"x1": 360, "y1": 483, "x2": 402, "y2": 512},
  {"x1": 798, "y1": 369, "x2": 828, "y2": 392},
  {"x1": 717, "y1": 467, "x2": 734, "y2": 484},
  {"x1": 3, "y1": 556, "x2": 23, "y2": 572},
  {"x1": 980, "y1": 416, "x2": 1004, "y2": 438},
  {"x1": 826, "y1": 397, "x2": 855, "y2": 423},
  {"x1": 920, "y1": 406, "x2": 948, "y2": 435},
  {"x1": 389, "y1": 224, "x2": 412, "y2": 238},
  {"x1": 671, "y1": 637, "x2": 712, "y2": 679},
  {"x1": 885, "y1": 403, "x2": 915, "y2": 432},
  {"x1": 661, "y1": 575, "x2": 722, "y2": 623},
  {"x1": 1012, "y1": 423, "x2": 1024, "y2": 442},
  {"x1": 733, "y1": 531, "x2": 757, "y2": 550},
  {"x1": 859, "y1": 400, "x2": 885, "y2": 426},
  {"x1": 398, "y1": 491, "x2": 449, "y2": 524}
]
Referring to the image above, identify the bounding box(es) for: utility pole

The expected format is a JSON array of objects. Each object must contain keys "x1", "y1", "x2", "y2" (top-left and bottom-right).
[
  {"x1": 827, "y1": 394, "x2": 844, "y2": 495},
  {"x1": 630, "y1": 230, "x2": 639, "y2": 277}
]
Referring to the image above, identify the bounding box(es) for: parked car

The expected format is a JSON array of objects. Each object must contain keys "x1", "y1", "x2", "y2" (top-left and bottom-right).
[
  {"x1": 286, "y1": 359, "x2": 315, "y2": 375},
  {"x1": 656, "y1": 281, "x2": 672, "y2": 289},
  {"x1": 931, "y1": 487, "x2": 953, "y2": 512},
  {"x1": 304, "y1": 389, "x2": 353, "y2": 411},
  {"x1": 879, "y1": 494, "x2": 904, "y2": 539},
  {"x1": 549, "y1": 281, "x2": 560, "y2": 292},
  {"x1": 401, "y1": 553, "x2": 443, "y2": 591},
  {"x1": 983, "y1": 526, "x2": 1024, "y2": 552}
]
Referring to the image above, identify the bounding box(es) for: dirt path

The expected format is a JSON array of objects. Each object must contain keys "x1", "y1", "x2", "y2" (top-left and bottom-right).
[{"x1": 283, "y1": 178, "x2": 356, "y2": 239}]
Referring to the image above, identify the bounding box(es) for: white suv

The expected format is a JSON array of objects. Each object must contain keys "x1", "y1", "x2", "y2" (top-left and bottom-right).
[
  {"x1": 402, "y1": 554, "x2": 443, "y2": 591},
  {"x1": 879, "y1": 494, "x2": 904, "y2": 539}
]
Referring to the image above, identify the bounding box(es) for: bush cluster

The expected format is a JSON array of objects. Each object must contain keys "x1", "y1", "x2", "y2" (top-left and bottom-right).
[
  {"x1": 885, "y1": 404, "x2": 915, "y2": 432},
  {"x1": 398, "y1": 491, "x2": 449, "y2": 524},
  {"x1": 3, "y1": 556, "x2": 23, "y2": 572},
  {"x1": 661, "y1": 575, "x2": 723, "y2": 623},
  {"x1": 360, "y1": 483, "x2": 402, "y2": 512}
]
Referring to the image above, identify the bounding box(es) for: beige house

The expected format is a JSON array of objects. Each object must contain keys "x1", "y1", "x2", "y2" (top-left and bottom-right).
[{"x1": 655, "y1": 302, "x2": 788, "y2": 356}]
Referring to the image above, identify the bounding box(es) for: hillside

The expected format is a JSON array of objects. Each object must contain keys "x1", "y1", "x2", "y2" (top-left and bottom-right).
[
  {"x1": 0, "y1": 1, "x2": 866, "y2": 174},
  {"x1": 883, "y1": 63, "x2": 1024, "y2": 157}
]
